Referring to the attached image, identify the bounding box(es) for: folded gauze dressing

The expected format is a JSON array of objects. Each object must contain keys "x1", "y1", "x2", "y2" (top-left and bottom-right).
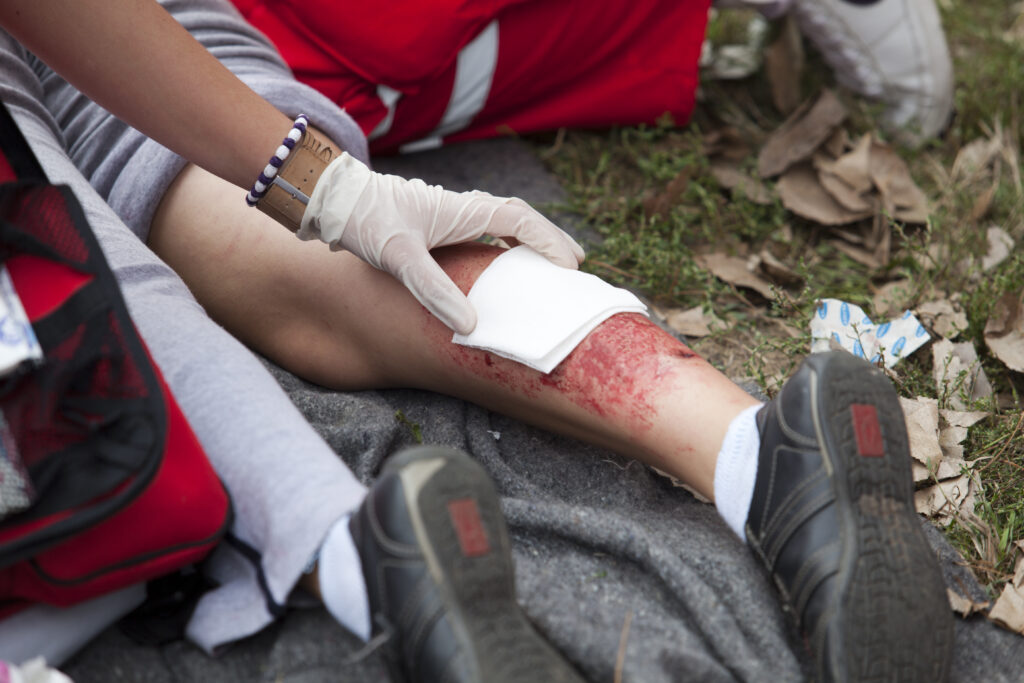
[{"x1": 452, "y1": 246, "x2": 648, "y2": 373}]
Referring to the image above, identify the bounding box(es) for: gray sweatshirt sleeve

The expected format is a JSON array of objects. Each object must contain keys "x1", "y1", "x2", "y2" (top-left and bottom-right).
[{"x1": 27, "y1": 0, "x2": 369, "y2": 241}]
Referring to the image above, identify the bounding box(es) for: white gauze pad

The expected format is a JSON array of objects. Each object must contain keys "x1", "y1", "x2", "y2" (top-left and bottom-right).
[{"x1": 452, "y1": 246, "x2": 648, "y2": 373}]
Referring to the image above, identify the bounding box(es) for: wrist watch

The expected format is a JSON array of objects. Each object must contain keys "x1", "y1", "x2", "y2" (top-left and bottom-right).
[{"x1": 257, "y1": 127, "x2": 334, "y2": 232}]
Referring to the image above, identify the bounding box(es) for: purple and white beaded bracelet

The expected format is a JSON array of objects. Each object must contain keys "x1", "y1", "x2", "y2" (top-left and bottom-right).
[{"x1": 245, "y1": 114, "x2": 309, "y2": 207}]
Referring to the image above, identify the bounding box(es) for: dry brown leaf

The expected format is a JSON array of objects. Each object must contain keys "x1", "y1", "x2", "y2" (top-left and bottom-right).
[
  {"x1": 709, "y1": 161, "x2": 775, "y2": 205},
  {"x1": 830, "y1": 239, "x2": 882, "y2": 269},
  {"x1": 872, "y1": 279, "x2": 916, "y2": 317},
  {"x1": 702, "y1": 127, "x2": 752, "y2": 161},
  {"x1": 752, "y1": 248, "x2": 802, "y2": 286},
  {"x1": 952, "y1": 134, "x2": 1003, "y2": 183},
  {"x1": 900, "y1": 396, "x2": 943, "y2": 468},
  {"x1": 777, "y1": 164, "x2": 874, "y2": 225},
  {"x1": 918, "y1": 299, "x2": 969, "y2": 339},
  {"x1": 868, "y1": 141, "x2": 930, "y2": 223},
  {"x1": 937, "y1": 433, "x2": 968, "y2": 478},
  {"x1": 981, "y1": 226, "x2": 1015, "y2": 272},
  {"x1": 912, "y1": 242, "x2": 949, "y2": 272},
  {"x1": 914, "y1": 474, "x2": 972, "y2": 524},
  {"x1": 948, "y1": 588, "x2": 991, "y2": 618},
  {"x1": 932, "y1": 339, "x2": 995, "y2": 410},
  {"x1": 663, "y1": 306, "x2": 722, "y2": 338},
  {"x1": 938, "y1": 410, "x2": 989, "y2": 467},
  {"x1": 868, "y1": 213, "x2": 892, "y2": 265},
  {"x1": 831, "y1": 225, "x2": 868, "y2": 245},
  {"x1": 970, "y1": 178, "x2": 999, "y2": 222},
  {"x1": 644, "y1": 167, "x2": 694, "y2": 219},
  {"x1": 909, "y1": 405, "x2": 987, "y2": 481},
  {"x1": 938, "y1": 428, "x2": 968, "y2": 467},
  {"x1": 1004, "y1": 2, "x2": 1024, "y2": 42},
  {"x1": 935, "y1": 456, "x2": 966, "y2": 481},
  {"x1": 911, "y1": 462, "x2": 931, "y2": 484},
  {"x1": 700, "y1": 253, "x2": 775, "y2": 299},
  {"x1": 817, "y1": 168, "x2": 875, "y2": 212},
  {"x1": 989, "y1": 582, "x2": 1024, "y2": 635},
  {"x1": 817, "y1": 133, "x2": 874, "y2": 193},
  {"x1": 984, "y1": 291, "x2": 1024, "y2": 372},
  {"x1": 823, "y1": 128, "x2": 849, "y2": 158},
  {"x1": 941, "y1": 409, "x2": 990, "y2": 429},
  {"x1": 758, "y1": 90, "x2": 848, "y2": 178},
  {"x1": 763, "y1": 15, "x2": 804, "y2": 115}
]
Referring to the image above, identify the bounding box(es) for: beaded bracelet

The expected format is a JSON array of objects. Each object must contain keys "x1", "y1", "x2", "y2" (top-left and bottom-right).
[{"x1": 245, "y1": 113, "x2": 309, "y2": 207}]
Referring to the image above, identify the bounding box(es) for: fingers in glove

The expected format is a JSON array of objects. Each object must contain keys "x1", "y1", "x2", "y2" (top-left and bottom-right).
[
  {"x1": 490, "y1": 198, "x2": 585, "y2": 268},
  {"x1": 381, "y1": 236, "x2": 478, "y2": 335}
]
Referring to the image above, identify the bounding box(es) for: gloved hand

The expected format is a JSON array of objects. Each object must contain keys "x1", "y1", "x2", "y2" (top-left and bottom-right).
[{"x1": 299, "y1": 152, "x2": 585, "y2": 335}]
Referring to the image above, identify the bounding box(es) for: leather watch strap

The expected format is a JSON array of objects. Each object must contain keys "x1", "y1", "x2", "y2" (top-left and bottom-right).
[{"x1": 257, "y1": 127, "x2": 335, "y2": 232}]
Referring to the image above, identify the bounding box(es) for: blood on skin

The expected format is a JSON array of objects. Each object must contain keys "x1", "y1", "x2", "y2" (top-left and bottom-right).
[
  {"x1": 539, "y1": 313, "x2": 697, "y2": 430},
  {"x1": 427, "y1": 244, "x2": 702, "y2": 432}
]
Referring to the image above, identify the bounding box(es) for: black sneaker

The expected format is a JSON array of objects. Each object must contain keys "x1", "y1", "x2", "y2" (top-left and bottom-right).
[
  {"x1": 349, "y1": 445, "x2": 585, "y2": 683},
  {"x1": 745, "y1": 352, "x2": 953, "y2": 682}
]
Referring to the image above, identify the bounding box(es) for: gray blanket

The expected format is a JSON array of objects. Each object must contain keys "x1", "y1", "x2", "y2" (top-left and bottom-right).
[{"x1": 65, "y1": 140, "x2": 1024, "y2": 682}]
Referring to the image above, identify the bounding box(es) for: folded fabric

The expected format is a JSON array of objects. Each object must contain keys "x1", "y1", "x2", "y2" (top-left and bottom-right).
[{"x1": 452, "y1": 246, "x2": 647, "y2": 373}]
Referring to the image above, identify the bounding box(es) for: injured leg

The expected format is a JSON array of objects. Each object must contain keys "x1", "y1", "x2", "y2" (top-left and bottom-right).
[
  {"x1": 152, "y1": 160, "x2": 955, "y2": 683},
  {"x1": 151, "y1": 163, "x2": 759, "y2": 499}
]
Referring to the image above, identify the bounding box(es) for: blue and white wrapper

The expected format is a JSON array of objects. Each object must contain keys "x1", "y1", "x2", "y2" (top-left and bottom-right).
[{"x1": 810, "y1": 298, "x2": 930, "y2": 368}]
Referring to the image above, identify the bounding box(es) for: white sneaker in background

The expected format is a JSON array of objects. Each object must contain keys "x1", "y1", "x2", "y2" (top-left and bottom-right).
[
  {"x1": 713, "y1": 0, "x2": 954, "y2": 145},
  {"x1": 0, "y1": 658, "x2": 74, "y2": 683},
  {"x1": 790, "y1": 0, "x2": 953, "y2": 144}
]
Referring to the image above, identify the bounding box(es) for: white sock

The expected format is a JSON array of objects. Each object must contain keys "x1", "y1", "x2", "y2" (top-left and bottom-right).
[
  {"x1": 713, "y1": 403, "x2": 764, "y2": 541},
  {"x1": 317, "y1": 513, "x2": 371, "y2": 641}
]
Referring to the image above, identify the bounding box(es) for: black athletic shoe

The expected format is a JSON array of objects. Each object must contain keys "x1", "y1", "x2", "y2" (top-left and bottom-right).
[
  {"x1": 349, "y1": 445, "x2": 585, "y2": 683},
  {"x1": 745, "y1": 352, "x2": 953, "y2": 682}
]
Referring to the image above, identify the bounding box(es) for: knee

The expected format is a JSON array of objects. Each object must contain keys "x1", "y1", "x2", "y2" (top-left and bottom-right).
[{"x1": 431, "y1": 242, "x2": 506, "y2": 294}]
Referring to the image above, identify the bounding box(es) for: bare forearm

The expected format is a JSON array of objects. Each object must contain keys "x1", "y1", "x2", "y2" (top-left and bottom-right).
[{"x1": 0, "y1": 0, "x2": 290, "y2": 189}]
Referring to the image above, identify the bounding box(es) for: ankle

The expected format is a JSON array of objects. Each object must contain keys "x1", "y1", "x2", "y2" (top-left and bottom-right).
[
  {"x1": 712, "y1": 403, "x2": 764, "y2": 540},
  {"x1": 316, "y1": 512, "x2": 371, "y2": 641}
]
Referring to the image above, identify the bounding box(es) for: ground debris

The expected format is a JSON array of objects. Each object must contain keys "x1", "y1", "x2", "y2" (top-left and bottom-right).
[
  {"x1": 777, "y1": 164, "x2": 873, "y2": 225},
  {"x1": 918, "y1": 299, "x2": 969, "y2": 340},
  {"x1": 903, "y1": 392, "x2": 990, "y2": 522},
  {"x1": 699, "y1": 252, "x2": 775, "y2": 299},
  {"x1": 872, "y1": 279, "x2": 917, "y2": 317},
  {"x1": 868, "y1": 140, "x2": 930, "y2": 223},
  {"x1": 932, "y1": 339, "x2": 995, "y2": 410},
  {"x1": 758, "y1": 89, "x2": 847, "y2": 178},
  {"x1": 948, "y1": 588, "x2": 991, "y2": 618},
  {"x1": 763, "y1": 15, "x2": 804, "y2": 115},
  {"x1": 989, "y1": 542, "x2": 1024, "y2": 635},
  {"x1": 980, "y1": 226, "x2": 1015, "y2": 272},
  {"x1": 984, "y1": 290, "x2": 1024, "y2": 373},
  {"x1": 654, "y1": 305, "x2": 727, "y2": 338},
  {"x1": 643, "y1": 167, "x2": 694, "y2": 219},
  {"x1": 710, "y1": 160, "x2": 775, "y2": 205},
  {"x1": 902, "y1": 396, "x2": 944, "y2": 476}
]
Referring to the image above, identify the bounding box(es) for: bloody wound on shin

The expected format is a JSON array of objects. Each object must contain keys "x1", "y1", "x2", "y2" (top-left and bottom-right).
[{"x1": 430, "y1": 245, "x2": 701, "y2": 432}]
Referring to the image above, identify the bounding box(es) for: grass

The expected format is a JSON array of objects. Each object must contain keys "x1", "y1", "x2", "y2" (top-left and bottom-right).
[{"x1": 535, "y1": 1, "x2": 1024, "y2": 597}]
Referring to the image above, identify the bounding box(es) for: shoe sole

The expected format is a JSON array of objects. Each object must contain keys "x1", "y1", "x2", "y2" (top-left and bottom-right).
[
  {"x1": 807, "y1": 353, "x2": 953, "y2": 682},
  {"x1": 383, "y1": 446, "x2": 585, "y2": 683}
]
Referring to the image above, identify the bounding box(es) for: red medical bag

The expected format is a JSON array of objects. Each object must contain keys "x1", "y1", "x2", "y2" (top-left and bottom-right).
[{"x1": 0, "y1": 103, "x2": 231, "y2": 618}]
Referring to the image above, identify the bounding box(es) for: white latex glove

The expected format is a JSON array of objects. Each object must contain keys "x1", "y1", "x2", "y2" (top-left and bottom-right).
[{"x1": 298, "y1": 152, "x2": 585, "y2": 334}]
